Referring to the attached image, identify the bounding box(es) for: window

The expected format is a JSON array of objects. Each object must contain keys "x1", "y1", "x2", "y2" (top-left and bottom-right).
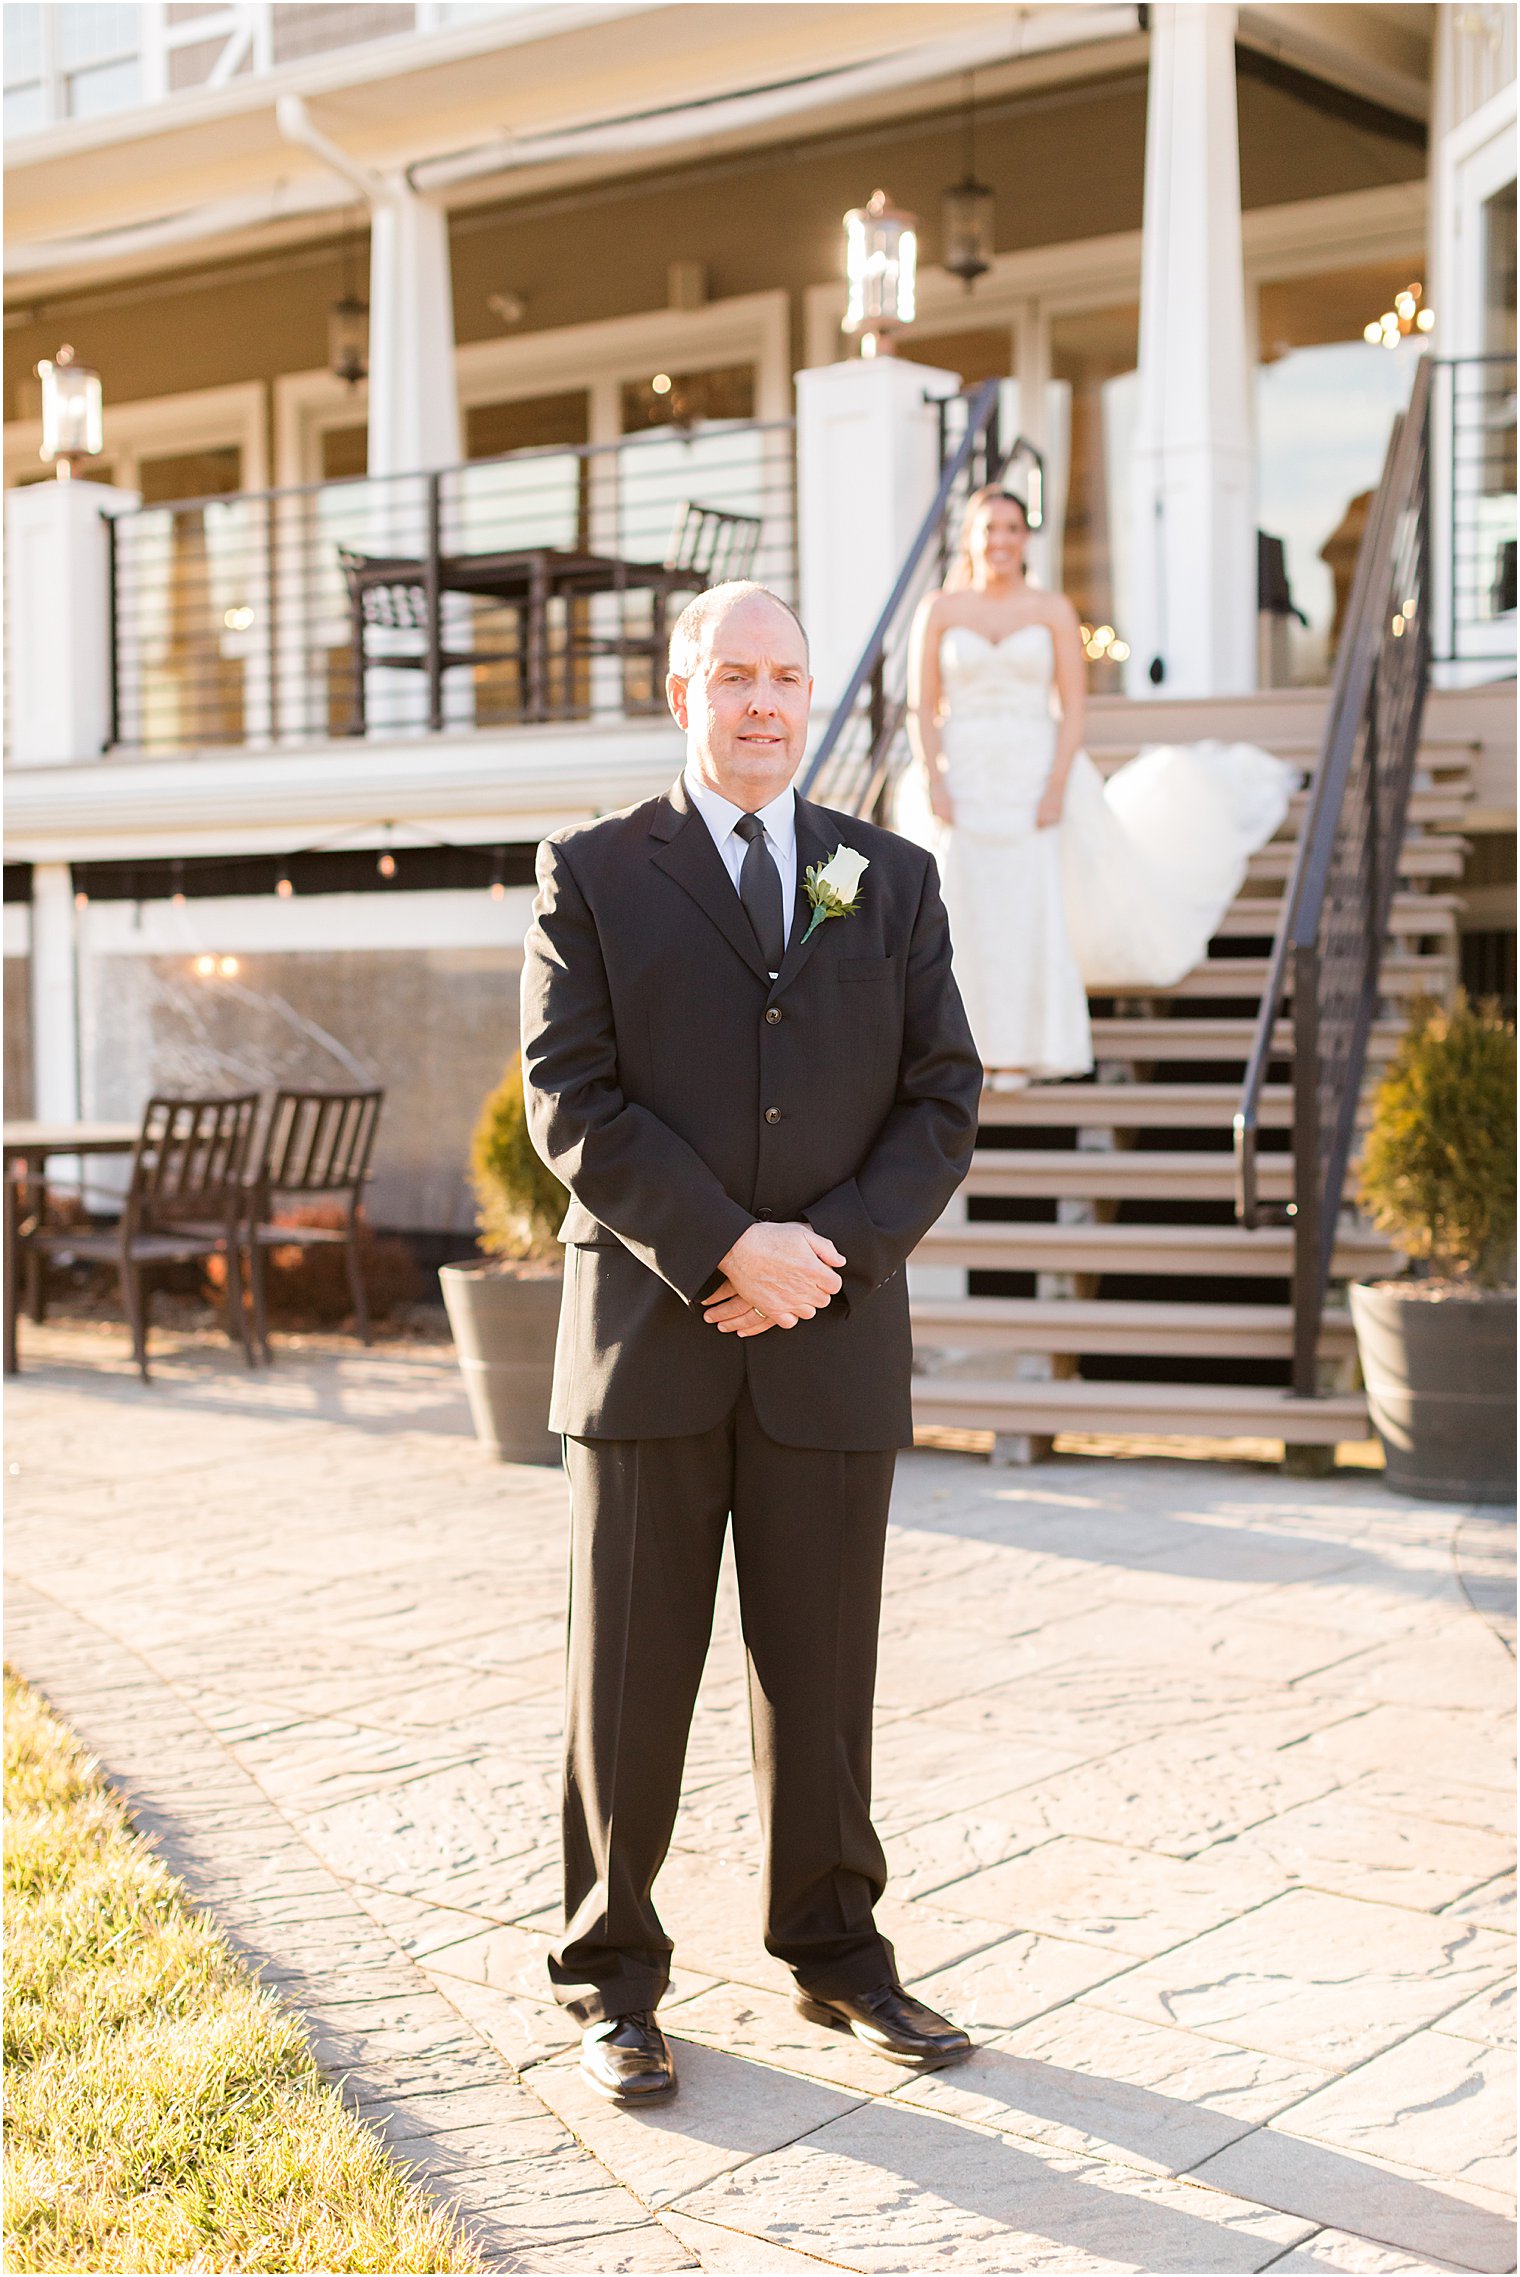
[{"x1": 1255, "y1": 260, "x2": 1424, "y2": 682}]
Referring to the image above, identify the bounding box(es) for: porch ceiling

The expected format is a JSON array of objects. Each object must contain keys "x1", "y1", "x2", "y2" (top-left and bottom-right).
[{"x1": 5, "y1": 3, "x2": 1151, "y2": 297}]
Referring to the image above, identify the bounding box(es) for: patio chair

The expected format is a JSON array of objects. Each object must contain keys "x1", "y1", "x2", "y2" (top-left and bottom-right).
[
  {"x1": 15, "y1": 1093, "x2": 261, "y2": 1381},
  {"x1": 664, "y1": 500, "x2": 763, "y2": 588},
  {"x1": 338, "y1": 548, "x2": 521, "y2": 733},
  {"x1": 244, "y1": 1088, "x2": 384, "y2": 1361},
  {"x1": 575, "y1": 501, "x2": 766, "y2": 683}
]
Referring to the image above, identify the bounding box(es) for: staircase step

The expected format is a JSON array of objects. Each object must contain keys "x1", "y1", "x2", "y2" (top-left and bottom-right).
[
  {"x1": 912, "y1": 1375, "x2": 1369, "y2": 1445},
  {"x1": 1281, "y1": 787, "x2": 1472, "y2": 833},
  {"x1": 1089, "y1": 1017, "x2": 1400, "y2": 1062},
  {"x1": 915, "y1": 1219, "x2": 1397, "y2": 1277},
  {"x1": 978, "y1": 1082, "x2": 1294, "y2": 1129},
  {"x1": 1212, "y1": 893, "x2": 1460, "y2": 940},
  {"x1": 911, "y1": 1296, "x2": 1354, "y2": 1358},
  {"x1": 964, "y1": 1149, "x2": 1291, "y2": 1202},
  {"x1": 1139, "y1": 955, "x2": 1446, "y2": 1000},
  {"x1": 1250, "y1": 838, "x2": 1467, "y2": 883}
]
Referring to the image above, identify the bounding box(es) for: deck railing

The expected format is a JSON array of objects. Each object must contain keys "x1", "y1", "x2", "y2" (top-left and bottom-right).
[
  {"x1": 1235, "y1": 355, "x2": 1434, "y2": 1395},
  {"x1": 1430, "y1": 352, "x2": 1518, "y2": 671},
  {"x1": 107, "y1": 420, "x2": 796, "y2": 752}
]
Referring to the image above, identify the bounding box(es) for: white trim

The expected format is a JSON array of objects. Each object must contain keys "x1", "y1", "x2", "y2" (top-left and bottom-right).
[
  {"x1": 274, "y1": 290, "x2": 792, "y2": 482},
  {"x1": 3, "y1": 717, "x2": 684, "y2": 864},
  {"x1": 4, "y1": 380, "x2": 268, "y2": 495},
  {"x1": 273, "y1": 369, "x2": 370, "y2": 493},
  {"x1": 79, "y1": 885, "x2": 537, "y2": 957}
]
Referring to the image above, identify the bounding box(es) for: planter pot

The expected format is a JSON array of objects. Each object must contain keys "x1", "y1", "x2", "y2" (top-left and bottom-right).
[
  {"x1": 439, "y1": 1261, "x2": 562, "y2": 1465},
  {"x1": 1349, "y1": 1280, "x2": 1516, "y2": 1504}
]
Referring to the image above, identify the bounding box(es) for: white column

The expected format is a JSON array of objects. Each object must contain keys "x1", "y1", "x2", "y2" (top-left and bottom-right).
[
  {"x1": 30, "y1": 865, "x2": 80, "y2": 1133},
  {"x1": 1126, "y1": 4, "x2": 1256, "y2": 698},
  {"x1": 367, "y1": 182, "x2": 462, "y2": 479},
  {"x1": 4, "y1": 481, "x2": 139, "y2": 766},
  {"x1": 795, "y1": 356, "x2": 962, "y2": 712},
  {"x1": 276, "y1": 100, "x2": 462, "y2": 480}
]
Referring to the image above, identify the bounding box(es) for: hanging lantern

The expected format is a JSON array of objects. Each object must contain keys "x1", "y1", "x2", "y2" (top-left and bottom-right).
[
  {"x1": 37, "y1": 346, "x2": 104, "y2": 479},
  {"x1": 943, "y1": 175, "x2": 995, "y2": 291},
  {"x1": 843, "y1": 189, "x2": 918, "y2": 359},
  {"x1": 942, "y1": 77, "x2": 994, "y2": 292},
  {"x1": 328, "y1": 294, "x2": 369, "y2": 387}
]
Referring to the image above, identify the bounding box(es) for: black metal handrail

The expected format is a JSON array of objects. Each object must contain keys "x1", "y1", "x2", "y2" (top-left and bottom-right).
[
  {"x1": 801, "y1": 379, "x2": 1040, "y2": 817},
  {"x1": 1235, "y1": 354, "x2": 1433, "y2": 1395}
]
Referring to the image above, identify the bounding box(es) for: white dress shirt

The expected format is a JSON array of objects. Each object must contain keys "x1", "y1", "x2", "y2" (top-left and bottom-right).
[{"x1": 683, "y1": 768, "x2": 798, "y2": 954}]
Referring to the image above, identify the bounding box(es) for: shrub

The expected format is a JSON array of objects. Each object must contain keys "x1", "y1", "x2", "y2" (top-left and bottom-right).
[
  {"x1": 470, "y1": 1053, "x2": 568, "y2": 1264},
  {"x1": 1358, "y1": 991, "x2": 1517, "y2": 1286}
]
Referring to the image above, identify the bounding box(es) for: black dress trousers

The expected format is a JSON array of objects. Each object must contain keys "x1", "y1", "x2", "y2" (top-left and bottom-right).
[{"x1": 550, "y1": 1382, "x2": 898, "y2": 2024}]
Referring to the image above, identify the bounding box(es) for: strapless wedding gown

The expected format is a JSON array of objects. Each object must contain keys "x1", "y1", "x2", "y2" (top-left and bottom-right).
[{"x1": 898, "y1": 623, "x2": 1297, "y2": 1078}]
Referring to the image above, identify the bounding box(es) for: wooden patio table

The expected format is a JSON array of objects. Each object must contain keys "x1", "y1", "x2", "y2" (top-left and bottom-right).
[
  {"x1": 3, "y1": 1121, "x2": 140, "y2": 1376},
  {"x1": 346, "y1": 543, "x2": 698, "y2": 729}
]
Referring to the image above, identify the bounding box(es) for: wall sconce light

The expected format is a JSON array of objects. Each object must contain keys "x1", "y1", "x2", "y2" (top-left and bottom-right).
[
  {"x1": 37, "y1": 346, "x2": 104, "y2": 479},
  {"x1": 843, "y1": 189, "x2": 918, "y2": 358}
]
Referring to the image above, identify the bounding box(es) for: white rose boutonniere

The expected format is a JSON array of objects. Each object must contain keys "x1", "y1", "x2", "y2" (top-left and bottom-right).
[{"x1": 801, "y1": 844, "x2": 870, "y2": 944}]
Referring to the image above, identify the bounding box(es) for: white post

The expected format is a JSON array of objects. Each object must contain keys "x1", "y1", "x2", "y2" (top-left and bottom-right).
[
  {"x1": 30, "y1": 865, "x2": 81, "y2": 1144},
  {"x1": 795, "y1": 356, "x2": 962, "y2": 713},
  {"x1": 5, "y1": 481, "x2": 138, "y2": 766},
  {"x1": 367, "y1": 183, "x2": 462, "y2": 479},
  {"x1": 1126, "y1": 3, "x2": 1256, "y2": 698},
  {"x1": 796, "y1": 353, "x2": 967, "y2": 1307}
]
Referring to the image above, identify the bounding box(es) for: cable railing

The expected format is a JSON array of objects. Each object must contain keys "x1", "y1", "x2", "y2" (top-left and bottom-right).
[
  {"x1": 1430, "y1": 352, "x2": 1517, "y2": 671},
  {"x1": 800, "y1": 380, "x2": 1039, "y2": 818},
  {"x1": 108, "y1": 419, "x2": 796, "y2": 752},
  {"x1": 1235, "y1": 354, "x2": 1434, "y2": 1396}
]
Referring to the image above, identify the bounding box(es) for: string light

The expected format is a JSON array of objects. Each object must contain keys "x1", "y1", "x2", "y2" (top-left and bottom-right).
[
  {"x1": 73, "y1": 890, "x2": 89, "y2": 910},
  {"x1": 377, "y1": 851, "x2": 397, "y2": 879},
  {"x1": 193, "y1": 953, "x2": 216, "y2": 977},
  {"x1": 651, "y1": 373, "x2": 673, "y2": 395},
  {"x1": 192, "y1": 953, "x2": 242, "y2": 980},
  {"x1": 276, "y1": 874, "x2": 294, "y2": 898},
  {"x1": 219, "y1": 955, "x2": 239, "y2": 977},
  {"x1": 1080, "y1": 622, "x2": 1130, "y2": 665},
  {"x1": 1364, "y1": 282, "x2": 1434, "y2": 349},
  {"x1": 489, "y1": 845, "x2": 507, "y2": 901}
]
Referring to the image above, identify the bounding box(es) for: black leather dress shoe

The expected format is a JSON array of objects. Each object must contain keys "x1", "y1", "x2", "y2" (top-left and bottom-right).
[
  {"x1": 579, "y1": 2011, "x2": 678, "y2": 2103},
  {"x1": 795, "y1": 1982, "x2": 973, "y2": 2066}
]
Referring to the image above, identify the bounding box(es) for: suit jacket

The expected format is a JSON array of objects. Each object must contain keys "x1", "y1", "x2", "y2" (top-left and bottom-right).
[{"x1": 519, "y1": 776, "x2": 981, "y2": 1449}]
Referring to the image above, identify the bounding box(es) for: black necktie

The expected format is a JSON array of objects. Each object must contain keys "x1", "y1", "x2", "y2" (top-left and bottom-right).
[{"x1": 734, "y1": 812, "x2": 785, "y2": 976}]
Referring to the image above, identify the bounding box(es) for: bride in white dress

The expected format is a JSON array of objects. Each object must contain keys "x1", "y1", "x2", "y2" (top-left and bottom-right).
[{"x1": 904, "y1": 486, "x2": 1296, "y2": 1083}]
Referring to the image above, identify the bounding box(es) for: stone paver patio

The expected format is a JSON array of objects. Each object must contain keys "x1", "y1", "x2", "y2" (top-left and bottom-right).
[{"x1": 4, "y1": 1322, "x2": 1515, "y2": 2275}]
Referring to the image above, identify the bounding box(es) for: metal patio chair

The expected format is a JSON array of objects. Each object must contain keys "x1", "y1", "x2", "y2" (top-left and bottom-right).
[
  {"x1": 575, "y1": 501, "x2": 766, "y2": 682},
  {"x1": 16, "y1": 1093, "x2": 260, "y2": 1381},
  {"x1": 244, "y1": 1087, "x2": 385, "y2": 1361}
]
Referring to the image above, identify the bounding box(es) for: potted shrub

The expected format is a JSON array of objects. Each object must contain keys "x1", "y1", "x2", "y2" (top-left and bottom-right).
[
  {"x1": 1350, "y1": 992, "x2": 1516, "y2": 1503},
  {"x1": 440, "y1": 1053, "x2": 567, "y2": 1464}
]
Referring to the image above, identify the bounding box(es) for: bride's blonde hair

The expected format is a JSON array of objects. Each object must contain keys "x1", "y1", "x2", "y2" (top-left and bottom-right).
[{"x1": 945, "y1": 484, "x2": 1031, "y2": 592}]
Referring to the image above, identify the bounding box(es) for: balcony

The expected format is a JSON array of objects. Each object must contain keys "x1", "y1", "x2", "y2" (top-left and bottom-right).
[
  {"x1": 105, "y1": 418, "x2": 796, "y2": 757},
  {"x1": 3, "y1": 1, "x2": 530, "y2": 135}
]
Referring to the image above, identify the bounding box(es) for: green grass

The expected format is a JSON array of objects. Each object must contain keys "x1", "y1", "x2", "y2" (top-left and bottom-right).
[{"x1": 3, "y1": 1668, "x2": 484, "y2": 2274}]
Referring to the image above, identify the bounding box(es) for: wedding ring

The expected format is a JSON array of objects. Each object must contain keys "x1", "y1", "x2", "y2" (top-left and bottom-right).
[{"x1": 751, "y1": 1305, "x2": 765, "y2": 1318}]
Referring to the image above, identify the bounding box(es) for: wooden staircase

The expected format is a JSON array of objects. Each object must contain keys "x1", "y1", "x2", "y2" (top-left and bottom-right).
[{"x1": 908, "y1": 689, "x2": 1472, "y2": 1457}]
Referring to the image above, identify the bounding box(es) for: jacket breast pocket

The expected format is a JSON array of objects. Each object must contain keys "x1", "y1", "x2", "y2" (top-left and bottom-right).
[{"x1": 837, "y1": 955, "x2": 895, "y2": 982}]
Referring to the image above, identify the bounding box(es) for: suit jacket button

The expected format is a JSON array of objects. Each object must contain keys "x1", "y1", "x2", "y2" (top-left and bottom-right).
[
  {"x1": 765, "y1": 1007, "x2": 782, "y2": 1024},
  {"x1": 764, "y1": 1106, "x2": 781, "y2": 1124}
]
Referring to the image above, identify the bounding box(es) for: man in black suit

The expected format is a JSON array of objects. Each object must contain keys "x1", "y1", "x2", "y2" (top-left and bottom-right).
[{"x1": 521, "y1": 581, "x2": 981, "y2": 2103}]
